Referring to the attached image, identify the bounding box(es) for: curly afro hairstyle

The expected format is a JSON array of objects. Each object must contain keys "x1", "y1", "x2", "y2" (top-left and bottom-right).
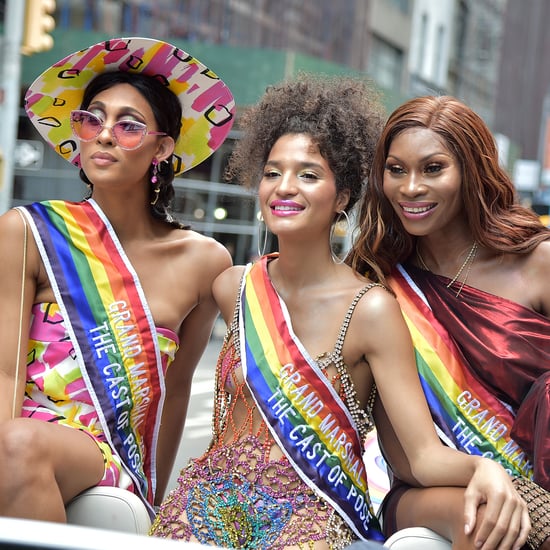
[{"x1": 225, "y1": 72, "x2": 386, "y2": 213}]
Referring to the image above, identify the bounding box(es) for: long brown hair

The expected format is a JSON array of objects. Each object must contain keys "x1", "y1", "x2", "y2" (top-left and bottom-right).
[{"x1": 347, "y1": 95, "x2": 550, "y2": 282}]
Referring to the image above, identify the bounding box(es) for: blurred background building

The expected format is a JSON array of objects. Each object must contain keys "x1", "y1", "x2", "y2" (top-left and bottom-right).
[{"x1": 1, "y1": 0, "x2": 549, "y2": 265}]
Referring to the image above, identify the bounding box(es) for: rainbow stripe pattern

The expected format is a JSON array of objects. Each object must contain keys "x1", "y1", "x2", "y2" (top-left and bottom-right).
[
  {"x1": 19, "y1": 199, "x2": 165, "y2": 514},
  {"x1": 390, "y1": 265, "x2": 534, "y2": 479},
  {"x1": 239, "y1": 256, "x2": 384, "y2": 542}
]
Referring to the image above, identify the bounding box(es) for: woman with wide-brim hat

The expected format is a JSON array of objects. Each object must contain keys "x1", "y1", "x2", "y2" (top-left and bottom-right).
[{"x1": 0, "y1": 36, "x2": 234, "y2": 521}]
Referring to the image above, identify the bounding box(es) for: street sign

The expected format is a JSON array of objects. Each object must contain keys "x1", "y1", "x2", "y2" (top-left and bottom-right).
[{"x1": 15, "y1": 139, "x2": 43, "y2": 170}]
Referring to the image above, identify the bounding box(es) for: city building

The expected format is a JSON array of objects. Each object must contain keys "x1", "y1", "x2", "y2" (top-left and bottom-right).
[
  {"x1": 4, "y1": 0, "x2": 548, "y2": 260},
  {"x1": 493, "y1": 0, "x2": 550, "y2": 210}
]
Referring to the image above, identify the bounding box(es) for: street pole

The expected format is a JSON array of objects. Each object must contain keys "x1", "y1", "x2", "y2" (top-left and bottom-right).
[{"x1": 0, "y1": 0, "x2": 25, "y2": 214}]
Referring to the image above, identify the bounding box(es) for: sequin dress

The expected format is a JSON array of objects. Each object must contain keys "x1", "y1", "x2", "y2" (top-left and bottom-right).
[
  {"x1": 23, "y1": 302, "x2": 179, "y2": 491},
  {"x1": 151, "y1": 286, "x2": 379, "y2": 549}
]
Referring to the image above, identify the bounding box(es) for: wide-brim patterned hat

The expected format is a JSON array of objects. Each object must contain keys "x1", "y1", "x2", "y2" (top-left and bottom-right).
[{"x1": 24, "y1": 37, "x2": 235, "y2": 175}]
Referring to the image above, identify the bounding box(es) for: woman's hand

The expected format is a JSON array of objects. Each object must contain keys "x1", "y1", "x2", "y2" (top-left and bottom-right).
[{"x1": 464, "y1": 459, "x2": 530, "y2": 550}]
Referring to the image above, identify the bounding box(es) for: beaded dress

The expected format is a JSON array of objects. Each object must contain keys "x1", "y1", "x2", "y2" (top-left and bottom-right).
[{"x1": 151, "y1": 266, "x2": 381, "y2": 549}]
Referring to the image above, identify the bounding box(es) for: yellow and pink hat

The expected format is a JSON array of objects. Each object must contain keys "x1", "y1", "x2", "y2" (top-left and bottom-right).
[{"x1": 24, "y1": 37, "x2": 235, "y2": 175}]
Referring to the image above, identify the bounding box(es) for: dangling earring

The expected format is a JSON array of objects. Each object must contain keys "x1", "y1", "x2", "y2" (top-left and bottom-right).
[
  {"x1": 150, "y1": 158, "x2": 160, "y2": 206},
  {"x1": 330, "y1": 210, "x2": 351, "y2": 264},
  {"x1": 257, "y1": 214, "x2": 268, "y2": 258}
]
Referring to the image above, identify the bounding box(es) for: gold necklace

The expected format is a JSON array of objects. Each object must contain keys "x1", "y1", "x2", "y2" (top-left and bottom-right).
[{"x1": 416, "y1": 241, "x2": 478, "y2": 297}]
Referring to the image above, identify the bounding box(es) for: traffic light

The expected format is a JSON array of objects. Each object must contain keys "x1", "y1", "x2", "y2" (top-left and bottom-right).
[{"x1": 21, "y1": 0, "x2": 56, "y2": 56}]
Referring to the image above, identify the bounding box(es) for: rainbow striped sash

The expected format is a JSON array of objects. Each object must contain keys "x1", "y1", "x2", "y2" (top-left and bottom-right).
[
  {"x1": 19, "y1": 200, "x2": 165, "y2": 515},
  {"x1": 239, "y1": 257, "x2": 384, "y2": 542},
  {"x1": 390, "y1": 264, "x2": 534, "y2": 479}
]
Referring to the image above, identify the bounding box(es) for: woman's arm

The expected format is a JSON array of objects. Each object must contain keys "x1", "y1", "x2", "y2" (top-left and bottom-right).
[
  {"x1": 154, "y1": 239, "x2": 232, "y2": 504},
  {"x1": 212, "y1": 265, "x2": 246, "y2": 325},
  {"x1": 0, "y1": 209, "x2": 38, "y2": 421},
  {"x1": 355, "y1": 289, "x2": 530, "y2": 549}
]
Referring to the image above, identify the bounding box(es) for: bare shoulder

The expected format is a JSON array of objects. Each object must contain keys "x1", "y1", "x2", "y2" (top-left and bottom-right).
[
  {"x1": 525, "y1": 239, "x2": 550, "y2": 315},
  {"x1": 171, "y1": 228, "x2": 233, "y2": 277},
  {"x1": 213, "y1": 264, "x2": 246, "y2": 291},
  {"x1": 213, "y1": 265, "x2": 246, "y2": 321},
  {"x1": 0, "y1": 209, "x2": 33, "y2": 259},
  {"x1": 528, "y1": 239, "x2": 550, "y2": 266},
  {"x1": 354, "y1": 282, "x2": 400, "y2": 320},
  {"x1": 0, "y1": 208, "x2": 27, "y2": 237},
  {"x1": 174, "y1": 228, "x2": 232, "y2": 260},
  {"x1": 351, "y1": 281, "x2": 409, "y2": 351},
  {"x1": 0, "y1": 208, "x2": 44, "y2": 291}
]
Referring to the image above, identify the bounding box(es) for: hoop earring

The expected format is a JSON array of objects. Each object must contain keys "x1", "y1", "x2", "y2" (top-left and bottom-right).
[
  {"x1": 150, "y1": 158, "x2": 160, "y2": 206},
  {"x1": 330, "y1": 210, "x2": 351, "y2": 264},
  {"x1": 257, "y1": 215, "x2": 268, "y2": 258},
  {"x1": 84, "y1": 183, "x2": 92, "y2": 200}
]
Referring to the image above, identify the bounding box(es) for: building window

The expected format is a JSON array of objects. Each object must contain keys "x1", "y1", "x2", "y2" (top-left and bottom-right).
[
  {"x1": 368, "y1": 36, "x2": 403, "y2": 91},
  {"x1": 433, "y1": 24, "x2": 445, "y2": 83},
  {"x1": 453, "y1": 0, "x2": 468, "y2": 69},
  {"x1": 416, "y1": 12, "x2": 428, "y2": 74},
  {"x1": 388, "y1": 0, "x2": 411, "y2": 15}
]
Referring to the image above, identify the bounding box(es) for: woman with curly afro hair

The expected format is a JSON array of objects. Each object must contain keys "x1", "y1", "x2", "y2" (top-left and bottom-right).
[{"x1": 150, "y1": 75, "x2": 529, "y2": 549}]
